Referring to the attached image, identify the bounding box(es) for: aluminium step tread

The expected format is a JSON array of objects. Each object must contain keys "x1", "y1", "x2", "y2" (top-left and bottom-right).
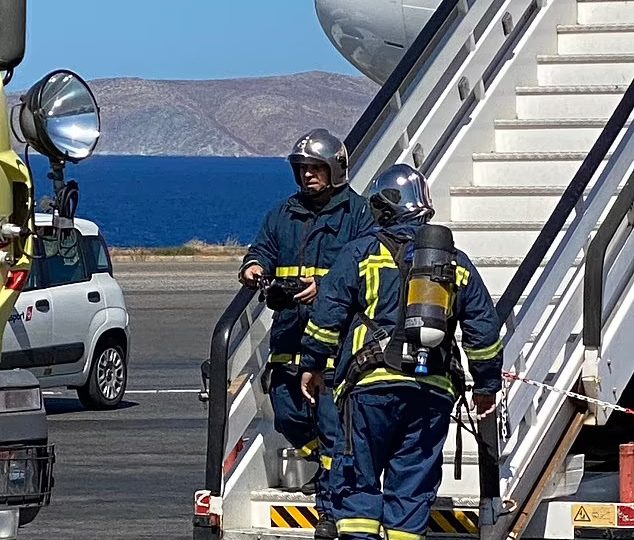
[
  {"x1": 451, "y1": 185, "x2": 578, "y2": 195},
  {"x1": 435, "y1": 220, "x2": 597, "y2": 230},
  {"x1": 537, "y1": 53, "x2": 634, "y2": 63},
  {"x1": 515, "y1": 84, "x2": 628, "y2": 94},
  {"x1": 250, "y1": 488, "x2": 481, "y2": 508},
  {"x1": 472, "y1": 151, "x2": 612, "y2": 161},
  {"x1": 558, "y1": 23, "x2": 634, "y2": 32},
  {"x1": 469, "y1": 255, "x2": 583, "y2": 266},
  {"x1": 494, "y1": 118, "x2": 631, "y2": 128}
]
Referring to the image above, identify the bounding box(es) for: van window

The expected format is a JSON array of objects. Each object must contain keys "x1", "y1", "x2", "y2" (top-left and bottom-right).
[
  {"x1": 24, "y1": 260, "x2": 42, "y2": 291},
  {"x1": 39, "y1": 228, "x2": 88, "y2": 286},
  {"x1": 84, "y1": 235, "x2": 112, "y2": 275}
]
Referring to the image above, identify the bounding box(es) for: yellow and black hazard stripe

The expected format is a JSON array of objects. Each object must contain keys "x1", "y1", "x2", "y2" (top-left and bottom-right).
[
  {"x1": 428, "y1": 509, "x2": 479, "y2": 534},
  {"x1": 270, "y1": 505, "x2": 319, "y2": 528},
  {"x1": 270, "y1": 505, "x2": 478, "y2": 533}
]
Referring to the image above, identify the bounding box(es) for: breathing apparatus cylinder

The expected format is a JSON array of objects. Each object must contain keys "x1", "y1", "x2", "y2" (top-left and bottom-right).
[{"x1": 404, "y1": 225, "x2": 456, "y2": 374}]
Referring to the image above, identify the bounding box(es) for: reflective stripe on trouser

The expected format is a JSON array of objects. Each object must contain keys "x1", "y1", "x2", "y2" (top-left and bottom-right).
[
  {"x1": 269, "y1": 368, "x2": 318, "y2": 452},
  {"x1": 315, "y1": 383, "x2": 338, "y2": 515},
  {"x1": 331, "y1": 385, "x2": 453, "y2": 540},
  {"x1": 269, "y1": 353, "x2": 336, "y2": 369}
]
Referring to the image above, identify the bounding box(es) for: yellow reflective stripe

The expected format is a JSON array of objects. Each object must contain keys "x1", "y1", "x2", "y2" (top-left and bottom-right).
[
  {"x1": 386, "y1": 529, "x2": 426, "y2": 540},
  {"x1": 464, "y1": 338, "x2": 503, "y2": 361},
  {"x1": 335, "y1": 369, "x2": 456, "y2": 400},
  {"x1": 357, "y1": 367, "x2": 417, "y2": 387},
  {"x1": 326, "y1": 357, "x2": 336, "y2": 370},
  {"x1": 334, "y1": 380, "x2": 346, "y2": 401},
  {"x1": 419, "y1": 375, "x2": 456, "y2": 399},
  {"x1": 455, "y1": 265, "x2": 470, "y2": 287},
  {"x1": 275, "y1": 266, "x2": 329, "y2": 278},
  {"x1": 337, "y1": 518, "x2": 381, "y2": 535},
  {"x1": 320, "y1": 455, "x2": 332, "y2": 470},
  {"x1": 305, "y1": 321, "x2": 340, "y2": 345},
  {"x1": 303, "y1": 266, "x2": 329, "y2": 277},
  {"x1": 296, "y1": 438, "x2": 319, "y2": 458},
  {"x1": 354, "y1": 245, "x2": 396, "y2": 354},
  {"x1": 269, "y1": 353, "x2": 301, "y2": 365},
  {"x1": 276, "y1": 266, "x2": 300, "y2": 278}
]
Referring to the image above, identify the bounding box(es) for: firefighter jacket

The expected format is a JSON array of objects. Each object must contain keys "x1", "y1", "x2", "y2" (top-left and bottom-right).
[
  {"x1": 300, "y1": 223, "x2": 503, "y2": 399},
  {"x1": 240, "y1": 186, "x2": 375, "y2": 364}
]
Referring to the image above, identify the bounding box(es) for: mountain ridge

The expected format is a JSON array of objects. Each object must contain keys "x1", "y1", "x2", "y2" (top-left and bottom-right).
[{"x1": 9, "y1": 71, "x2": 379, "y2": 157}]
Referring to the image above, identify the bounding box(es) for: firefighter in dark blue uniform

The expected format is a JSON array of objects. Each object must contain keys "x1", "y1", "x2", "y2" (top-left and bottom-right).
[
  {"x1": 239, "y1": 129, "x2": 375, "y2": 539},
  {"x1": 300, "y1": 164, "x2": 502, "y2": 540}
]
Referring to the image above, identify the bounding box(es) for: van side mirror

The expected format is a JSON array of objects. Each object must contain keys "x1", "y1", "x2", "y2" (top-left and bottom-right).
[{"x1": 0, "y1": 0, "x2": 26, "y2": 76}]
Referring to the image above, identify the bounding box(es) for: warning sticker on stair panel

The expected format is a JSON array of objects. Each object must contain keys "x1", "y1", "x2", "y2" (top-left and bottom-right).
[
  {"x1": 617, "y1": 504, "x2": 634, "y2": 527},
  {"x1": 572, "y1": 504, "x2": 616, "y2": 527}
]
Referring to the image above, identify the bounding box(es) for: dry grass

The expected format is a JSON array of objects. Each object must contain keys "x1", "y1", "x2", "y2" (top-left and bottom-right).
[{"x1": 110, "y1": 236, "x2": 247, "y2": 260}]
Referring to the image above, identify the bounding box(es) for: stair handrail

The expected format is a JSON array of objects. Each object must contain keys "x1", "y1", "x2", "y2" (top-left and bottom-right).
[
  {"x1": 495, "y1": 80, "x2": 634, "y2": 326},
  {"x1": 202, "y1": 286, "x2": 255, "y2": 495},
  {"x1": 583, "y1": 172, "x2": 634, "y2": 349}
]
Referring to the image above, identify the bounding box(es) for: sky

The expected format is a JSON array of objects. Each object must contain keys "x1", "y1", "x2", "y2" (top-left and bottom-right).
[{"x1": 11, "y1": 0, "x2": 360, "y2": 90}]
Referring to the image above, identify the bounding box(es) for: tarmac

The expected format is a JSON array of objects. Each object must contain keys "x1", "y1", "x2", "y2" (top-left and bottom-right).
[{"x1": 20, "y1": 260, "x2": 241, "y2": 540}]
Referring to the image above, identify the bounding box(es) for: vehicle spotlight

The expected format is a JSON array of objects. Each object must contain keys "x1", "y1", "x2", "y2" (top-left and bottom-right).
[{"x1": 17, "y1": 69, "x2": 100, "y2": 163}]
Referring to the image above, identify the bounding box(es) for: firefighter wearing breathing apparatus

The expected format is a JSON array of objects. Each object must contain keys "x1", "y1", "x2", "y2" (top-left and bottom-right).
[
  {"x1": 300, "y1": 163, "x2": 502, "y2": 540},
  {"x1": 239, "y1": 129, "x2": 374, "y2": 536}
]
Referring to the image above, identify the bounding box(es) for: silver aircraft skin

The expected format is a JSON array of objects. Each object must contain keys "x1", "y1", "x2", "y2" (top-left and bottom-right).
[{"x1": 315, "y1": 0, "x2": 442, "y2": 84}]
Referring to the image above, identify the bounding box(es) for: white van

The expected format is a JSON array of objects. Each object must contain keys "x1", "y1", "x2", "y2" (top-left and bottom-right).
[{"x1": 1, "y1": 214, "x2": 130, "y2": 409}]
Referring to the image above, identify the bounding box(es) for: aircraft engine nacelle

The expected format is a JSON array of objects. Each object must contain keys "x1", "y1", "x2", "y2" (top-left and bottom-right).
[{"x1": 315, "y1": 0, "x2": 442, "y2": 84}]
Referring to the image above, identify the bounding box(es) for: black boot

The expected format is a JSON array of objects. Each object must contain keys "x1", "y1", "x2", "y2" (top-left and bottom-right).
[{"x1": 314, "y1": 512, "x2": 337, "y2": 540}]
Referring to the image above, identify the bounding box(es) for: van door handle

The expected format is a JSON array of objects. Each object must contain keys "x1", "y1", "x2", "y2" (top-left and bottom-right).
[
  {"x1": 35, "y1": 299, "x2": 50, "y2": 312},
  {"x1": 87, "y1": 291, "x2": 101, "y2": 303}
]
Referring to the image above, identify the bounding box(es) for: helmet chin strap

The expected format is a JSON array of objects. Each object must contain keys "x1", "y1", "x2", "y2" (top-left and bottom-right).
[{"x1": 301, "y1": 183, "x2": 334, "y2": 210}]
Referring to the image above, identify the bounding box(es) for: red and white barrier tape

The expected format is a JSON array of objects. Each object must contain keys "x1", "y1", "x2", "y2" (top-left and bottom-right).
[{"x1": 503, "y1": 370, "x2": 634, "y2": 416}]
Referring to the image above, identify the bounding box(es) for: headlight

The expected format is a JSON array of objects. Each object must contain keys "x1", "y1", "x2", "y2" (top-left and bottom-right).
[
  {"x1": 15, "y1": 69, "x2": 100, "y2": 163},
  {"x1": 0, "y1": 508, "x2": 18, "y2": 540},
  {"x1": 0, "y1": 387, "x2": 41, "y2": 413}
]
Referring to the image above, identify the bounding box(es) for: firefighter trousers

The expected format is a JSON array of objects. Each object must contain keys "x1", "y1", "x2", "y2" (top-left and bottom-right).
[
  {"x1": 330, "y1": 384, "x2": 454, "y2": 540},
  {"x1": 269, "y1": 367, "x2": 338, "y2": 516}
]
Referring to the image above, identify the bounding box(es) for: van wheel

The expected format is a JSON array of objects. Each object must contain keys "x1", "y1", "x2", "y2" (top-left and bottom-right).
[{"x1": 77, "y1": 340, "x2": 127, "y2": 410}]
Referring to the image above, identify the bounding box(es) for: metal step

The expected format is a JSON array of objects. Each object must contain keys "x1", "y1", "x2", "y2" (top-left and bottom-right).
[
  {"x1": 450, "y1": 184, "x2": 616, "y2": 223},
  {"x1": 577, "y1": 0, "x2": 634, "y2": 25},
  {"x1": 468, "y1": 254, "x2": 580, "y2": 296},
  {"x1": 493, "y1": 118, "x2": 629, "y2": 153},
  {"x1": 472, "y1": 151, "x2": 611, "y2": 186},
  {"x1": 244, "y1": 489, "x2": 481, "y2": 537},
  {"x1": 436, "y1": 221, "x2": 567, "y2": 258},
  {"x1": 515, "y1": 85, "x2": 626, "y2": 120},
  {"x1": 558, "y1": 23, "x2": 634, "y2": 54},
  {"x1": 537, "y1": 53, "x2": 634, "y2": 85}
]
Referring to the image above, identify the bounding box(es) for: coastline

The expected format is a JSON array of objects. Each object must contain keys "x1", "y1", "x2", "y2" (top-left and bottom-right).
[{"x1": 109, "y1": 245, "x2": 247, "y2": 262}]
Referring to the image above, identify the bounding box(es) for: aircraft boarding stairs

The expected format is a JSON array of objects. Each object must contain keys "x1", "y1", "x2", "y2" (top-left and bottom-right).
[{"x1": 193, "y1": 0, "x2": 634, "y2": 537}]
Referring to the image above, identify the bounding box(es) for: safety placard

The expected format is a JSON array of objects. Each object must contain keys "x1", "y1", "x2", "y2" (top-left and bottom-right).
[
  {"x1": 618, "y1": 504, "x2": 634, "y2": 527},
  {"x1": 572, "y1": 504, "x2": 616, "y2": 527}
]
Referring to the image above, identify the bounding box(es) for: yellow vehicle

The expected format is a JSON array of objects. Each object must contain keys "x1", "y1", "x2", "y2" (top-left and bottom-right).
[{"x1": 0, "y1": 1, "x2": 100, "y2": 536}]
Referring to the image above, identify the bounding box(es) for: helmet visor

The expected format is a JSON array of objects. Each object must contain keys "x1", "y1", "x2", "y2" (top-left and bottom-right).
[{"x1": 367, "y1": 165, "x2": 428, "y2": 212}]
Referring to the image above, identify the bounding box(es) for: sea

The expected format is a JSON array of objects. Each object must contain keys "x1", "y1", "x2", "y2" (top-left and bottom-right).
[{"x1": 26, "y1": 154, "x2": 297, "y2": 247}]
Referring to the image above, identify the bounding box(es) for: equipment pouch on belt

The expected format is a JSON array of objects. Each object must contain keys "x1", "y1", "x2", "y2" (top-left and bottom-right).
[{"x1": 336, "y1": 341, "x2": 385, "y2": 411}]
